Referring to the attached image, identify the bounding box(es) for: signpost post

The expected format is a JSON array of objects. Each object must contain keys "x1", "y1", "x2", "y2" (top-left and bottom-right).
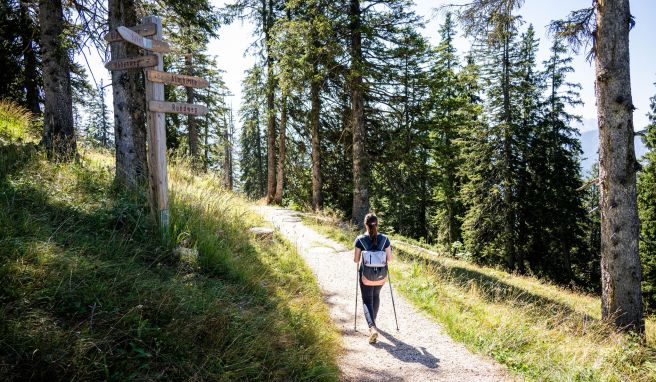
[
  {"x1": 106, "y1": 15, "x2": 209, "y2": 233},
  {"x1": 142, "y1": 15, "x2": 169, "y2": 233}
]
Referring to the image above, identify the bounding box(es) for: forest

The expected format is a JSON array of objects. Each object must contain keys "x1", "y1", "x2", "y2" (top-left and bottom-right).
[{"x1": 1, "y1": 0, "x2": 656, "y2": 380}]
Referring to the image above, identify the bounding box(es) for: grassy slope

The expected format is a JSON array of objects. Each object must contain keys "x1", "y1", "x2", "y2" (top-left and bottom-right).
[
  {"x1": 0, "y1": 145, "x2": 341, "y2": 381},
  {"x1": 303, "y1": 215, "x2": 656, "y2": 382}
]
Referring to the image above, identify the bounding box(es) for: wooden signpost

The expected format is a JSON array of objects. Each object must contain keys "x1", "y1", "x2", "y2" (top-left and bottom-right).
[
  {"x1": 149, "y1": 101, "x2": 208, "y2": 116},
  {"x1": 117, "y1": 26, "x2": 170, "y2": 53},
  {"x1": 104, "y1": 23, "x2": 156, "y2": 43},
  {"x1": 146, "y1": 70, "x2": 209, "y2": 88},
  {"x1": 105, "y1": 15, "x2": 210, "y2": 232},
  {"x1": 104, "y1": 55, "x2": 158, "y2": 71}
]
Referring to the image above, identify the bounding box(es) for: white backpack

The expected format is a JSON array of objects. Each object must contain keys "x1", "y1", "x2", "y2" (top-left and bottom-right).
[{"x1": 359, "y1": 236, "x2": 389, "y2": 282}]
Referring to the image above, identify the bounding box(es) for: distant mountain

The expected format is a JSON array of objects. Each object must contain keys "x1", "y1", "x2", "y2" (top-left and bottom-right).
[{"x1": 579, "y1": 129, "x2": 648, "y2": 174}]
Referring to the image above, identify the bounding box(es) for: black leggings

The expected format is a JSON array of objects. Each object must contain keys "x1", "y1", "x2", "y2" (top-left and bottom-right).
[{"x1": 359, "y1": 277, "x2": 383, "y2": 328}]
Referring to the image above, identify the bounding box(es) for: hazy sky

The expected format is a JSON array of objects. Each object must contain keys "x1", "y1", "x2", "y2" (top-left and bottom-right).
[{"x1": 80, "y1": 0, "x2": 656, "y2": 132}]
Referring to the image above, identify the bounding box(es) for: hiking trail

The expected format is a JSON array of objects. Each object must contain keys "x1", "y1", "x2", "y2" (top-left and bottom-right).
[{"x1": 255, "y1": 206, "x2": 511, "y2": 382}]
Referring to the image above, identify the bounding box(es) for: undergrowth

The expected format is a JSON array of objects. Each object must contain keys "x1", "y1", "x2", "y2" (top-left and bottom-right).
[
  {"x1": 303, "y1": 214, "x2": 656, "y2": 381},
  {"x1": 0, "y1": 144, "x2": 340, "y2": 381},
  {"x1": 0, "y1": 100, "x2": 37, "y2": 143}
]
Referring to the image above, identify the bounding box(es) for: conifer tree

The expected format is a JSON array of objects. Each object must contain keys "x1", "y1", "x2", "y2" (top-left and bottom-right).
[
  {"x1": 639, "y1": 85, "x2": 656, "y2": 311},
  {"x1": 428, "y1": 13, "x2": 478, "y2": 249},
  {"x1": 459, "y1": 13, "x2": 523, "y2": 267},
  {"x1": 527, "y1": 35, "x2": 586, "y2": 282},
  {"x1": 239, "y1": 65, "x2": 267, "y2": 198},
  {"x1": 84, "y1": 81, "x2": 113, "y2": 148},
  {"x1": 39, "y1": 0, "x2": 76, "y2": 160}
]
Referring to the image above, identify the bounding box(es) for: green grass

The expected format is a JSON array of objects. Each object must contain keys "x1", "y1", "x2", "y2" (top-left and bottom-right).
[
  {"x1": 303, "y1": 214, "x2": 656, "y2": 381},
  {"x1": 0, "y1": 145, "x2": 341, "y2": 381},
  {"x1": 0, "y1": 100, "x2": 37, "y2": 143}
]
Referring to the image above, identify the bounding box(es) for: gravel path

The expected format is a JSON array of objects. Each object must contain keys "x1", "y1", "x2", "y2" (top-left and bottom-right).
[{"x1": 255, "y1": 206, "x2": 511, "y2": 382}]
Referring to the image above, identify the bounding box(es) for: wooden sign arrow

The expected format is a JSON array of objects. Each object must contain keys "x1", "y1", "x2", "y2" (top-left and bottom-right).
[
  {"x1": 149, "y1": 101, "x2": 208, "y2": 116},
  {"x1": 146, "y1": 70, "x2": 209, "y2": 88},
  {"x1": 104, "y1": 23, "x2": 156, "y2": 43},
  {"x1": 117, "y1": 26, "x2": 170, "y2": 53},
  {"x1": 105, "y1": 55, "x2": 158, "y2": 71}
]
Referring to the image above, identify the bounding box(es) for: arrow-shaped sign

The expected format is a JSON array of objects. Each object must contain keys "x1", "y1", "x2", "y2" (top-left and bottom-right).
[
  {"x1": 149, "y1": 101, "x2": 208, "y2": 116},
  {"x1": 146, "y1": 70, "x2": 209, "y2": 88},
  {"x1": 117, "y1": 26, "x2": 170, "y2": 53},
  {"x1": 104, "y1": 23, "x2": 156, "y2": 43},
  {"x1": 105, "y1": 55, "x2": 159, "y2": 71}
]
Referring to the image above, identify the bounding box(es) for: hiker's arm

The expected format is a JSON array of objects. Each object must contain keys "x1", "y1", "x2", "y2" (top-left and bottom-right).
[
  {"x1": 386, "y1": 246, "x2": 392, "y2": 263},
  {"x1": 354, "y1": 248, "x2": 361, "y2": 263}
]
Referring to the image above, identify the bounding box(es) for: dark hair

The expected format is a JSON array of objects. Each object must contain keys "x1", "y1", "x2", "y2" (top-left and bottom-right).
[{"x1": 364, "y1": 213, "x2": 378, "y2": 246}]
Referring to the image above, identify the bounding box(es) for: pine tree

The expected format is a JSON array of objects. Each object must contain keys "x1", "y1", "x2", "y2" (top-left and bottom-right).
[
  {"x1": 527, "y1": 35, "x2": 586, "y2": 283},
  {"x1": 39, "y1": 0, "x2": 76, "y2": 160},
  {"x1": 239, "y1": 65, "x2": 267, "y2": 198},
  {"x1": 460, "y1": 15, "x2": 523, "y2": 267},
  {"x1": 427, "y1": 13, "x2": 478, "y2": 249},
  {"x1": 84, "y1": 81, "x2": 113, "y2": 148},
  {"x1": 638, "y1": 84, "x2": 656, "y2": 311}
]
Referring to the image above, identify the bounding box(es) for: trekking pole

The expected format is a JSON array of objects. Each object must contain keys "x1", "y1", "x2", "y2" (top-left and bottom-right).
[
  {"x1": 388, "y1": 269, "x2": 399, "y2": 331},
  {"x1": 354, "y1": 264, "x2": 359, "y2": 331}
]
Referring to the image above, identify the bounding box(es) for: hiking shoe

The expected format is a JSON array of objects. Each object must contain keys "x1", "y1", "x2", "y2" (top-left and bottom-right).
[{"x1": 368, "y1": 326, "x2": 378, "y2": 344}]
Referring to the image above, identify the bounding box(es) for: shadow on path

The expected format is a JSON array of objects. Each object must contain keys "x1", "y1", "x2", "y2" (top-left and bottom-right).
[{"x1": 375, "y1": 328, "x2": 440, "y2": 369}]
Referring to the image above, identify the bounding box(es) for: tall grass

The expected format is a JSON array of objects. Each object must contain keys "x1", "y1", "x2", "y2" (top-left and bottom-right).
[
  {"x1": 0, "y1": 100, "x2": 37, "y2": 143},
  {"x1": 304, "y1": 215, "x2": 656, "y2": 381},
  {"x1": 0, "y1": 145, "x2": 340, "y2": 381}
]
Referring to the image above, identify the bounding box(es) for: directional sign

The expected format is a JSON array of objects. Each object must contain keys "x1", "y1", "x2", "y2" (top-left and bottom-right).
[
  {"x1": 105, "y1": 55, "x2": 158, "y2": 71},
  {"x1": 117, "y1": 26, "x2": 170, "y2": 53},
  {"x1": 149, "y1": 101, "x2": 208, "y2": 116},
  {"x1": 104, "y1": 23, "x2": 156, "y2": 43},
  {"x1": 146, "y1": 70, "x2": 209, "y2": 88}
]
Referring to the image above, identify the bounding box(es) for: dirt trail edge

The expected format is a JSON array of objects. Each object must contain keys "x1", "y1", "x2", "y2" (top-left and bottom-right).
[{"x1": 255, "y1": 206, "x2": 511, "y2": 382}]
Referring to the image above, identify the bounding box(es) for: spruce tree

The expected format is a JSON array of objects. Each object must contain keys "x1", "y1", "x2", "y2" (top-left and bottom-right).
[
  {"x1": 239, "y1": 65, "x2": 267, "y2": 198},
  {"x1": 428, "y1": 13, "x2": 478, "y2": 249},
  {"x1": 528, "y1": 35, "x2": 586, "y2": 283},
  {"x1": 460, "y1": 16, "x2": 523, "y2": 267},
  {"x1": 638, "y1": 84, "x2": 656, "y2": 311}
]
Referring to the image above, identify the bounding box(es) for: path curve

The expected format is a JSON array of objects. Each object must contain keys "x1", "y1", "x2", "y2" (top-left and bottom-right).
[{"x1": 255, "y1": 206, "x2": 511, "y2": 382}]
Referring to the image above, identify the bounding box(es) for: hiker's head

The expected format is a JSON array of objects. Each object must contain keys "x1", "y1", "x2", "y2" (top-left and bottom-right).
[{"x1": 364, "y1": 213, "x2": 378, "y2": 243}]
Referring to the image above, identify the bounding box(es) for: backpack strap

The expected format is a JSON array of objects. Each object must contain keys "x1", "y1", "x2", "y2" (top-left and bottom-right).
[
  {"x1": 378, "y1": 236, "x2": 389, "y2": 251},
  {"x1": 357, "y1": 237, "x2": 369, "y2": 251},
  {"x1": 359, "y1": 235, "x2": 388, "y2": 252}
]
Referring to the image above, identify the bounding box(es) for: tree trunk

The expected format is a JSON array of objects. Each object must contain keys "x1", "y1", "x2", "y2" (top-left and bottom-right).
[
  {"x1": 38, "y1": 0, "x2": 76, "y2": 161},
  {"x1": 186, "y1": 52, "x2": 199, "y2": 168},
  {"x1": 501, "y1": 34, "x2": 516, "y2": 270},
  {"x1": 108, "y1": 0, "x2": 148, "y2": 188},
  {"x1": 310, "y1": 73, "x2": 323, "y2": 211},
  {"x1": 274, "y1": 95, "x2": 286, "y2": 204},
  {"x1": 225, "y1": 107, "x2": 234, "y2": 190},
  {"x1": 264, "y1": 0, "x2": 276, "y2": 204},
  {"x1": 596, "y1": 0, "x2": 644, "y2": 332},
  {"x1": 254, "y1": 102, "x2": 265, "y2": 196},
  {"x1": 20, "y1": 0, "x2": 40, "y2": 115},
  {"x1": 350, "y1": 0, "x2": 368, "y2": 227}
]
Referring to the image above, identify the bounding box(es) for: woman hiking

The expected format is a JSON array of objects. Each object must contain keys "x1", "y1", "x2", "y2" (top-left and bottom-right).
[{"x1": 354, "y1": 213, "x2": 392, "y2": 344}]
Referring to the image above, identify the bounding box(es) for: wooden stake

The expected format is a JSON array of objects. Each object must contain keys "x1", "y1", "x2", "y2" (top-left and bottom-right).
[{"x1": 143, "y1": 15, "x2": 169, "y2": 233}]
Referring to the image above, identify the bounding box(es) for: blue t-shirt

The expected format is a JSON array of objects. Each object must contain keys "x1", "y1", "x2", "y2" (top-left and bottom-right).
[{"x1": 354, "y1": 233, "x2": 390, "y2": 251}]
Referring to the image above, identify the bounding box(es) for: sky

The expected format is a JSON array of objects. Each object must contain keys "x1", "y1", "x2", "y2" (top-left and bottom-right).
[{"x1": 79, "y1": 0, "x2": 656, "y2": 133}]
